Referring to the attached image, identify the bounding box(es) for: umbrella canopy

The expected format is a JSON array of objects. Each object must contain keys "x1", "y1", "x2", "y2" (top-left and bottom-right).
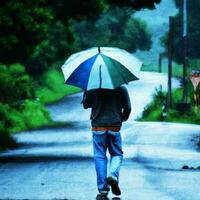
[{"x1": 61, "y1": 47, "x2": 143, "y2": 90}]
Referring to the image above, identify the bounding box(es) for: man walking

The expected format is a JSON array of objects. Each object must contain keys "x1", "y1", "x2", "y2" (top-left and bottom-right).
[{"x1": 82, "y1": 86, "x2": 131, "y2": 199}]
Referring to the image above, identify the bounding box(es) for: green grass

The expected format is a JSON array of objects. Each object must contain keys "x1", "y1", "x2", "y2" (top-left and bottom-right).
[
  {"x1": 1, "y1": 100, "x2": 53, "y2": 133},
  {"x1": 138, "y1": 87, "x2": 200, "y2": 124},
  {"x1": 0, "y1": 66, "x2": 81, "y2": 150},
  {"x1": 35, "y1": 69, "x2": 80, "y2": 104},
  {"x1": 1, "y1": 68, "x2": 80, "y2": 135},
  {"x1": 141, "y1": 60, "x2": 198, "y2": 78},
  {"x1": 140, "y1": 59, "x2": 200, "y2": 147}
]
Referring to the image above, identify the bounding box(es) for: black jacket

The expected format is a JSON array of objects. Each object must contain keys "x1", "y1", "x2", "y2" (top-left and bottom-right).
[{"x1": 82, "y1": 86, "x2": 131, "y2": 127}]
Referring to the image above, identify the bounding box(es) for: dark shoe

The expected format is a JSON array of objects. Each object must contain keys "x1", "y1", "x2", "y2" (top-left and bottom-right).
[
  {"x1": 96, "y1": 193, "x2": 108, "y2": 200},
  {"x1": 106, "y1": 176, "x2": 121, "y2": 196}
]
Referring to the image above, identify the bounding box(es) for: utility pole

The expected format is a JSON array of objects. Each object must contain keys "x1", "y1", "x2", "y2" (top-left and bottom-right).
[
  {"x1": 158, "y1": 53, "x2": 162, "y2": 73},
  {"x1": 177, "y1": 0, "x2": 190, "y2": 113},
  {"x1": 183, "y1": 0, "x2": 188, "y2": 102},
  {"x1": 167, "y1": 16, "x2": 174, "y2": 109}
]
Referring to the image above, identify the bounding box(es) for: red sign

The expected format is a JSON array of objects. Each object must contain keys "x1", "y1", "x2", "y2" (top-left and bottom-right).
[{"x1": 190, "y1": 69, "x2": 200, "y2": 91}]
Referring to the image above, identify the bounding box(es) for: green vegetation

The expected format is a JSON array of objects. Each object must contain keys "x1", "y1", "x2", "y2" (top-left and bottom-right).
[
  {"x1": 142, "y1": 58, "x2": 200, "y2": 80},
  {"x1": 0, "y1": 63, "x2": 52, "y2": 131},
  {"x1": 161, "y1": 0, "x2": 200, "y2": 64},
  {"x1": 139, "y1": 86, "x2": 200, "y2": 124},
  {"x1": 0, "y1": 0, "x2": 106, "y2": 151},
  {"x1": 106, "y1": 0, "x2": 161, "y2": 10},
  {"x1": 0, "y1": 100, "x2": 52, "y2": 133},
  {"x1": 142, "y1": 61, "x2": 187, "y2": 78},
  {"x1": 140, "y1": 60, "x2": 200, "y2": 125},
  {"x1": 72, "y1": 7, "x2": 152, "y2": 52},
  {"x1": 0, "y1": 0, "x2": 157, "y2": 151},
  {"x1": 0, "y1": 125, "x2": 17, "y2": 151},
  {"x1": 35, "y1": 69, "x2": 80, "y2": 104}
]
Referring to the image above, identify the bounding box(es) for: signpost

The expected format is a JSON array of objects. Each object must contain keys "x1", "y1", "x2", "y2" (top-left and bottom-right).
[
  {"x1": 190, "y1": 69, "x2": 200, "y2": 113},
  {"x1": 167, "y1": 16, "x2": 174, "y2": 109},
  {"x1": 183, "y1": 0, "x2": 188, "y2": 102},
  {"x1": 176, "y1": 0, "x2": 190, "y2": 114}
]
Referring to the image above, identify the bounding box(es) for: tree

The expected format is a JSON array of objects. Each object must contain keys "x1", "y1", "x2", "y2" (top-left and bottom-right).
[
  {"x1": 0, "y1": 0, "x2": 54, "y2": 63},
  {"x1": 72, "y1": 7, "x2": 152, "y2": 53},
  {"x1": 26, "y1": 20, "x2": 80, "y2": 76},
  {"x1": 0, "y1": 64, "x2": 34, "y2": 104},
  {"x1": 0, "y1": 0, "x2": 108, "y2": 76},
  {"x1": 106, "y1": 0, "x2": 162, "y2": 10},
  {"x1": 161, "y1": 0, "x2": 200, "y2": 63},
  {"x1": 47, "y1": 0, "x2": 108, "y2": 21}
]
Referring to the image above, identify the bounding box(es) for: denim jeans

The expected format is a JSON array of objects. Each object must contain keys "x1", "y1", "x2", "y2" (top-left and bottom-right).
[{"x1": 92, "y1": 130, "x2": 123, "y2": 194}]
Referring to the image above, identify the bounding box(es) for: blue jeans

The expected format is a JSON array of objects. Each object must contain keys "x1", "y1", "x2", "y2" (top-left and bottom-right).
[{"x1": 92, "y1": 130, "x2": 123, "y2": 194}]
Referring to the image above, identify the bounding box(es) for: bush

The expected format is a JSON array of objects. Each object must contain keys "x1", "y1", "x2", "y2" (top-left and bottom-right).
[
  {"x1": 0, "y1": 103, "x2": 13, "y2": 128},
  {"x1": 26, "y1": 21, "x2": 80, "y2": 77},
  {"x1": 35, "y1": 69, "x2": 80, "y2": 104},
  {"x1": 0, "y1": 100, "x2": 52, "y2": 133},
  {"x1": 0, "y1": 63, "x2": 35, "y2": 103},
  {"x1": 8, "y1": 100, "x2": 52, "y2": 133},
  {"x1": 21, "y1": 100, "x2": 52, "y2": 130},
  {"x1": 72, "y1": 7, "x2": 152, "y2": 52},
  {"x1": 0, "y1": 124, "x2": 17, "y2": 151},
  {"x1": 141, "y1": 87, "x2": 166, "y2": 121},
  {"x1": 189, "y1": 59, "x2": 200, "y2": 69},
  {"x1": 139, "y1": 87, "x2": 200, "y2": 124}
]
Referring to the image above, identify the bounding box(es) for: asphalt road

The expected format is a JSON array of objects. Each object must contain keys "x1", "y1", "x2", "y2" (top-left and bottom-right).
[{"x1": 0, "y1": 72, "x2": 200, "y2": 200}]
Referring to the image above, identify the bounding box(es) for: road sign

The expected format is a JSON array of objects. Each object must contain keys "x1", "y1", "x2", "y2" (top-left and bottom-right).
[
  {"x1": 190, "y1": 69, "x2": 200, "y2": 91},
  {"x1": 190, "y1": 69, "x2": 200, "y2": 113}
]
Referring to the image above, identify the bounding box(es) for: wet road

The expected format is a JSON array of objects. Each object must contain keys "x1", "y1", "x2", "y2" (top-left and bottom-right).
[{"x1": 1, "y1": 72, "x2": 200, "y2": 200}]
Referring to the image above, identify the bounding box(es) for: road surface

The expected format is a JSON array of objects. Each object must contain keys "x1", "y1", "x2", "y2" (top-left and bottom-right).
[{"x1": 0, "y1": 72, "x2": 200, "y2": 200}]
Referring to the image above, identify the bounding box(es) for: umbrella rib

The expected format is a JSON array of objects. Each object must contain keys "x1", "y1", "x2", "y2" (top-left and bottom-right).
[{"x1": 99, "y1": 65, "x2": 102, "y2": 88}]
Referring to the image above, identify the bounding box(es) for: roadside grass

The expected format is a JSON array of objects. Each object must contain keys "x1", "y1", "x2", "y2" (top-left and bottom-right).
[
  {"x1": 141, "y1": 58, "x2": 200, "y2": 78},
  {"x1": 35, "y1": 69, "x2": 80, "y2": 104},
  {"x1": 140, "y1": 59, "x2": 200, "y2": 148},
  {"x1": 0, "y1": 63, "x2": 81, "y2": 151},
  {"x1": 138, "y1": 87, "x2": 200, "y2": 124},
  {"x1": 0, "y1": 100, "x2": 53, "y2": 133},
  {"x1": 2, "y1": 58, "x2": 200, "y2": 150},
  {"x1": 140, "y1": 59, "x2": 200, "y2": 122}
]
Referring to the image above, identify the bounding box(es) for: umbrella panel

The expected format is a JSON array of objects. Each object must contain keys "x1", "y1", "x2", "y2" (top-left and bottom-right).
[
  {"x1": 101, "y1": 54, "x2": 138, "y2": 88},
  {"x1": 65, "y1": 54, "x2": 97, "y2": 90},
  {"x1": 87, "y1": 55, "x2": 114, "y2": 90}
]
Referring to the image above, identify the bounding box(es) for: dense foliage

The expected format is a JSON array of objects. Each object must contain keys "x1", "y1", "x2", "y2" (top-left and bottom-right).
[
  {"x1": 0, "y1": 0, "x2": 156, "y2": 150},
  {"x1": 0, "y1": 64, "x2": 34, "y2": 103},
  {"x1": 139, "y1": 87, "x2": 200, "y2": 124},
  {"x1": 106, "y1": 0, "x2": 161, "y2": 10},
  {"x1": 72, "y1": 7, "x2": 152, "y2": 52},
  {"x1": 0, "y1": 0, "x2": 54, "y2": 63},
  {"x1": 161, "y1": 0, "x2": 200, "y2": 64}
]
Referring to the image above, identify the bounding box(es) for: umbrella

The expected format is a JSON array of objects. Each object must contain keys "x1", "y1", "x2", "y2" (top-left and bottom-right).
[{"x1": 61, "y1": 47, "x2": 142, "y2": 90}]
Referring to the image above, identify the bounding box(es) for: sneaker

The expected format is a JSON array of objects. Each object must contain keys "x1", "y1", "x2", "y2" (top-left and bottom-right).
[
  {"x1": 96, "y1": 193, "x2": 108, "y2": 200},
  {"x1": 106, "y1": 176, "x2": 121, "y2": 196}
]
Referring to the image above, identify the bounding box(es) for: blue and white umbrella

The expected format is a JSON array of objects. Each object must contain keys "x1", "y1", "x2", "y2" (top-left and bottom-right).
[{"x1": 61, "y1": 47, "x2": 142, "y2": 90}]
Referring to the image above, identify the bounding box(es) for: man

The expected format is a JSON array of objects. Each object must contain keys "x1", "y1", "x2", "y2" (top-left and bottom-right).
[{"x1": 82, "y1": 86, "x2": 131, "y2": 199}]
